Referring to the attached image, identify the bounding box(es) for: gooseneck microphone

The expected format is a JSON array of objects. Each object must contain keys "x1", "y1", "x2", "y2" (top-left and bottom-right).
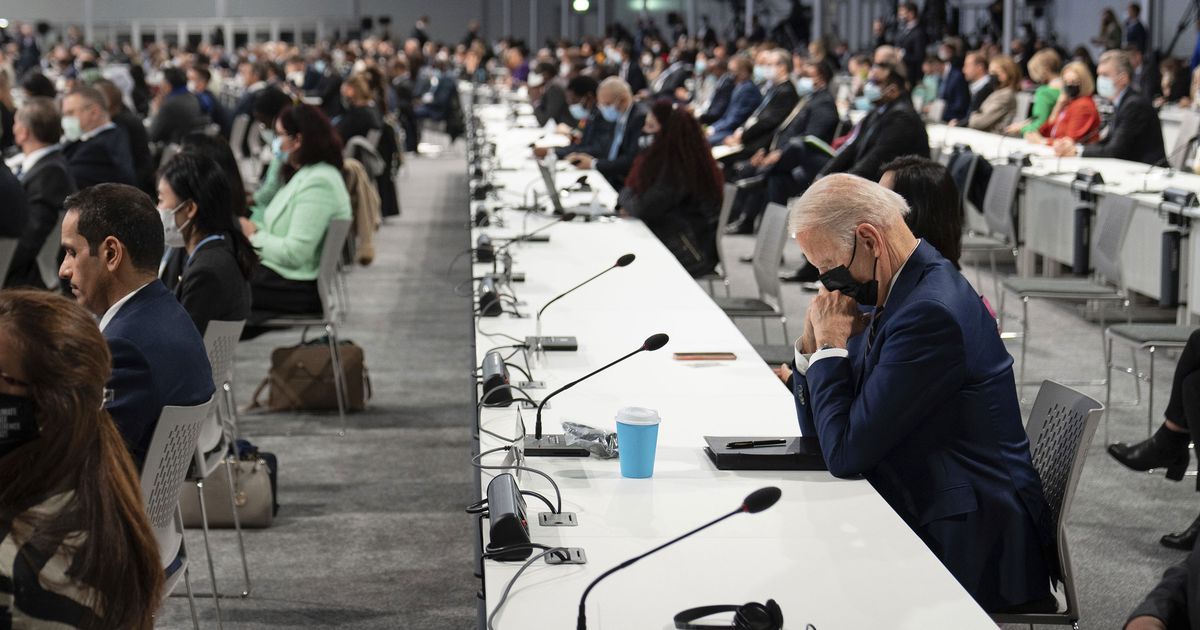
[
  {"x1": 525, "y1": 333, "x2": 669, "y2": 457},
  {"x1": 497, "y1": 212, "x2": 577, "y2": 251},
  {"x1": 576, "y1": 487, "x2": 783, "y2": 630},
  {"x1": 525, "y1": 254, "x2": 636, "y2": 352}
]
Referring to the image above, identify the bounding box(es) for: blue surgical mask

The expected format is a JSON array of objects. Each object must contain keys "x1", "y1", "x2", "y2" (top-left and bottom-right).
[
  {"x1": 314, "y1": 60, "x2": 327, "y2": 74},
  {"x1": 609, "y1": 51, "x2": 623, "y2": 65},
  {"x1": 753, "y1": 65, "x2": 770, "y2": 84},
  {"x1": 854, "y1": 96, "x2": 872, "y2": 111},
  {"x1": 795, "y1": 76, "x2": 815, "y2": 97},
  {"x1": 599, "y1": 104, "x2": 621, "y2": 122},
  {"x1": 271, "y1": 136, "x2": 287, "y2": 160},
  {"x1": 862, "y1": 81, "x2": 884, "y2": 105},
  {"x1": 1096, "y1": 75, "x2": 1116, "y2": 100},
  {"x1": 569, "y1": 103, "x2": 588, "y2": 120},
  {"x1": 694, "y1": 60, "x2": 708, "y2": 75}
]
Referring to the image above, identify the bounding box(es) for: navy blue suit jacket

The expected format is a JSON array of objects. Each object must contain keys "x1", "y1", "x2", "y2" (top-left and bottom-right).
[
  {"x1": 792, "y1": 241, "x2": 1055, "y2": 611},
  {"x1": 708, "y1": 81, "x2": 763, "y2": 144},
  {"x1": 699, "y1": 74, "x2": 735, "y2": 125},
  {"x1": 104, "y1": 280, "x2": 214, "y2": 469},
  {"x1": 555, "y1": 108, "x2": 614, "y2": 159},
  {"x1": 938, "y1": 65, "x2": 971, "y2": 123}
]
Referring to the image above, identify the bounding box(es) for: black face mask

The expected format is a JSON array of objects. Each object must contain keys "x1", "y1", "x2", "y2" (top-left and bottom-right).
[
  {"x1": 0, "y1": 393, "x2": 39, "y2": 460},
  {"x1": 1064, "y1": 84, "x2": 1081, "y2": 99},
  {"x1": 818, "y1": 233, "x2": 878, "y2": 305}
]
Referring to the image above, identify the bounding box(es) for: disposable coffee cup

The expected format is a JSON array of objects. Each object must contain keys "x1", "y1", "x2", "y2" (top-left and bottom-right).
[{"x1": 615, "y1": 407, "x2": 661, "y2": 478}]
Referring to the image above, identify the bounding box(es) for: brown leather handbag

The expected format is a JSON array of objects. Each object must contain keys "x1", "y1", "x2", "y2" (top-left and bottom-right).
[{"x1": 250, "y1": 337, "x2": 371, "y2": 412}]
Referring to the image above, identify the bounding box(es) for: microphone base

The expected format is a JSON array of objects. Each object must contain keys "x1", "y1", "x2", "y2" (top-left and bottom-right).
[
  {"x1": 523, "y1": 434, "x2": 591, "y2": 457},
  {"x1": 525, "y1": 336, "x2": 578, "y2": 352}
]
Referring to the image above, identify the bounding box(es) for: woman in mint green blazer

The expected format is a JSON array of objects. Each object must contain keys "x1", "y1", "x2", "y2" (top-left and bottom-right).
[{"x1": 239, "y1": 104, "x2": 351, "y2": 322}]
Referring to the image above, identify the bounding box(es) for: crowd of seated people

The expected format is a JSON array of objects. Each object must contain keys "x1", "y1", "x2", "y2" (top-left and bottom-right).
[{"x1": 0, "y1": 5, "x2": 1197, "y2": 626}]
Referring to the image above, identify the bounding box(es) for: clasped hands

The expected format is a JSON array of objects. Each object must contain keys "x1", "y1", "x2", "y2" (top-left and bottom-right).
[{"x1": 798, "y1": 287, "x2": 870, "y2": 355}]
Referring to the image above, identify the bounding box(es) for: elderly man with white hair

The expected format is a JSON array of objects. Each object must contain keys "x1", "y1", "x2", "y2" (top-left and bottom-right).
[
  {"x1": 786, "y1": 173, "x2": 1058, "y2": 614},
  {"x1": 564, "y1": 76, "x2": 646, "y2": 188}
]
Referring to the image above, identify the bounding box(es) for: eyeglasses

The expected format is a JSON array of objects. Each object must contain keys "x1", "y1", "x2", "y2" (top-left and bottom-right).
[{"x1": 0, "y1": 370, "x2": 30, "y2": 389}]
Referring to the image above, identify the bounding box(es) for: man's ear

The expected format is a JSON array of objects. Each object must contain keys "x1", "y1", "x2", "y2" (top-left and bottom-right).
[
  {"x1": 857, "y1": 224, "x2": 882, "y2": 257},
  {"x1": 102, "y1": 236, "x2": 124, "y2": 272}
]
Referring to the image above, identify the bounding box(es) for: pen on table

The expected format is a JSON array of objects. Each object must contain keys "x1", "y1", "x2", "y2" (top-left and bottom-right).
[{"x1": 725, "y1": 439, "x2": 788, "y2": 449}]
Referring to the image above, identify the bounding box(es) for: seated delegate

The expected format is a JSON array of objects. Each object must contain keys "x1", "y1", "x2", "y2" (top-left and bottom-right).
[
  {"x1": 0, "y1": 289, "x2": 163, "y2": 629},
  {"x1": 240, "y1": 104, "x2": 352, "y2": 325},
  {"x1": 785, "y1": 174, "x2": 1057, "y2": 613},
  {"x1": 156, "y1": 152, "x2": 255, "y2": 335}
]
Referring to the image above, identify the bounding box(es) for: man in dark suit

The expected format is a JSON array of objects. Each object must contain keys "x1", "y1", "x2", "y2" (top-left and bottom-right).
[
  {"x1": 649, "y1": 49, "x2": 695, "y2": 100},
  {"x1": 544, "y1": 76, "x2": 613, "y2": 160},
  {"x1": 697, "y1": 58, "x2": 736, "y2": 125},
  {"x1": 14, "y1": 23, "x2": 40, "y2": 77},
  {"x1": 530, "y1": 62, "x2": 573, "y2": 127},
  {"x1": 786, "y1": 174, "x2": 1057, "y2": 613},
  {"x1": 1127, "y1": 45, "x2": 1161, "y2": 99},
  {"x1": 931, "y1": 52, "x2": 970, "y2": 122},
  {"x1": 93, "y1": 80, "x2": 154, "y2": 195},
  {"x1": 726, "y1": 59, "x2": 841, "y2": 234},
  {"x1": 707, "y1": 56, "x2": 763, "y2": 145},
  {"x1": 1054, "y1": 49, "x2": 1166, "y2": 165},
  {"x1": 717, "y1": 49, "x2": 800, "y2": 161},
  {"x1": 895, "y1": 2, "x2": 927, "y2": 87},
  {"x1": 60, "y1": 86, "x2": 136, "y2": 190},
  {"x1": 613, "y1": 42, "x2": 647, "y2": 94},
  {"x1": 819, "y1": 61, "x2": 930, "y2": 182},
  {"x1": 188, "y1": 65, "x2": 231, "y2": 137},
  {"x1": 231, "y1": 60, "x2": 271, "y2": 126},
  {"x1": 1125, "y1": 545, "x2": 1200, "y2": 629},
  {"x1": 777, "y1": 61, "x2": 930, "y2": 282},
  {"x1": 563, "y1": 77, "x2": 647, "y2": 189},
  {"x1": 956, "y1": 50, "x2": 994, "y2": 125},
  {"x1": 57, "y1": 184, "x2": 212, "y2": 469},
  {"x1": 5, "y1": 97, "x2": 76, "y2": 289},
  {"x1": 149, "y1": 67, "x2": 209, "y2": 144},
  {"x1": 1125, "y1": 2, "x2": 1149, "y2": 53}
]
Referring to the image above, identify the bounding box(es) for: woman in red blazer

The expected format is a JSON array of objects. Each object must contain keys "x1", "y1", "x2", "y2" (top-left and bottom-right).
[{"x1": 1025, "y1": 61, "x2": 1102, "y2": 145}]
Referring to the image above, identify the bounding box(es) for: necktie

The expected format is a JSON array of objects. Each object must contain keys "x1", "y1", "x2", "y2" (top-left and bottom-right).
[
  {"x1": 12, "y1": 164, "x2": 22, "y2": 180},
  {"x1": 608, "y1": 116, "x2": 626, "y2": 161}
]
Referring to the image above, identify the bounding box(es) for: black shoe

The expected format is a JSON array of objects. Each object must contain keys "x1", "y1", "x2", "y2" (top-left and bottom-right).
[
  {"x1": 1162, "y1": 513, "x2": 1200, "y2": 550},
  {"x1": 1107, "y1": 425, "x2": 1191, "y2": 481},
  {"x1": 779, "y1": 263, "x2": 820, "y2": 284}
]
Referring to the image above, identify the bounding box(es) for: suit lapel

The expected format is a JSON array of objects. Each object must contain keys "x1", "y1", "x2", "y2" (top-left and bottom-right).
[{"x1": 851, "y1": 241, "x2": 940, "y2": 390}]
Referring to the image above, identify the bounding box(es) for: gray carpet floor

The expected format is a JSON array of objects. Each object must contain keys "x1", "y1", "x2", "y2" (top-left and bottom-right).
[
  {"x1": 159, "y1": 141, "x2": 478, "y2": 629},
  {"x1": 160, "y1": 146, "x2": 1193, "y2": 629}
]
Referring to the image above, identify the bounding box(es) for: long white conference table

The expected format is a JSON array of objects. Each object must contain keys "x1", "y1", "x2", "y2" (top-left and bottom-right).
[
  {"x1": 467, "y1": 96, "x2": 997, "y2": 629},
  {"x1": 927, "y1": 123, "x2": 1200, "y2": 323}
]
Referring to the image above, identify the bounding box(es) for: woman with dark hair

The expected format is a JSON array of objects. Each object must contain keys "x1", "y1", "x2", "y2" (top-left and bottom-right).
[
  {"x1": 879, "y1": 155, "x2": 963, "y2": 269},
  {"x1": 618, "y1": 100, "x2": 723, "y2": 277},
  {"x1": 0, "y1": 289, "x2": 163, "y2": 629},
  {"x1": 179, "y1": 132, "x2": 249, "y2": 218},
  {"x1": 239, "y1": 104, "x2": 351, "y2": 321},
  {"x1": 157, "y1": 152, "x2": 255, "y2": 334}
]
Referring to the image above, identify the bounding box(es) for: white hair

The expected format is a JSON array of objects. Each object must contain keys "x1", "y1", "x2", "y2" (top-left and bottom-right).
[
  {"x1": 598, "y1": 76, "x2": 632, "y2": 101},
  {"x1": 787, "y1": 173, "x2": 910, "y2": 251}
]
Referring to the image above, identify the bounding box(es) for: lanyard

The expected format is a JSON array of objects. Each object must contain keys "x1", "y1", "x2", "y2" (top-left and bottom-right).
[{"x1": 186, "y1": 234, "x2": 226, "y2": 268}]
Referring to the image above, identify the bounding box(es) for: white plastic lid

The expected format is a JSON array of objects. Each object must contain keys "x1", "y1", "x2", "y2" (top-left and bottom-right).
[{"x1": 615, "y1": 406, "x2": 661, "y2": 426}]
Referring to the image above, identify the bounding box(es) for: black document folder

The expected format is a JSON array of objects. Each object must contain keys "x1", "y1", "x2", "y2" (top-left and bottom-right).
[{"x1": 703, "y1": 436, "x2": 827, "y2": 471}]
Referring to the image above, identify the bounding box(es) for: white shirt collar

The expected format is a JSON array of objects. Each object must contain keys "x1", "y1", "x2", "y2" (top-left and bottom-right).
[
  {"x1": 882, "y1": 239, "x2": 921, "y2": 310},
  {"x1": 969, "y1": 76, "x2": 991, "y2": 95},
  {"x1": 79, "y1": 122, "x2": 116, "y2": 143},
  {"x1": 19, "y1": 145, "x2": 60, "y2": 174},
  {"x1": 98, "y1": 282, "x2": 152, "y2": 332}
]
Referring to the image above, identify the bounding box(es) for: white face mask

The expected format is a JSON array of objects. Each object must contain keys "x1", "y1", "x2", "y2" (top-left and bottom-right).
[
  {"x1": 158, "y1": 201, "x2": 191, "y2": 249},
  {"x1": 186, "y1": 80, "x2": 198, "y2": 92},
  {"x1": 61, "y1": 116, "x2": 83, "y2": 142}
]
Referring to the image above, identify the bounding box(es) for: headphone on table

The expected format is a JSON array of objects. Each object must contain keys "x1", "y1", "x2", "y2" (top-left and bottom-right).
[{"x1": 674, "y1": 600, "x2": 785, "y2": 630}]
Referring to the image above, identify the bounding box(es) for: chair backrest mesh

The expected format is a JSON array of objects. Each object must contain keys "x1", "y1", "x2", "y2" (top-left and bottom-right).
[
  {"x1": 1091, "y1": 195, "x2": 1137, "y2": 288},
  {"x1": 752, "y1": 203, "x2": 790, "y2": 311},
  {"x1": 981, "y1": 163, "x2": 1021, "y2": 243},
  {"x1": 140, "y1": 399, "x2": 212, "y2": 563},
  {"x1": 203, "y1": 320, "x2": 246, "y2": 387}
]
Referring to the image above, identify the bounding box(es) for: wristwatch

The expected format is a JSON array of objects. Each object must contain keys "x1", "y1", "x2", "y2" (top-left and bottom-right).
[{"x1": 817, "y1": 342, "x2": 840, "y2": 352}]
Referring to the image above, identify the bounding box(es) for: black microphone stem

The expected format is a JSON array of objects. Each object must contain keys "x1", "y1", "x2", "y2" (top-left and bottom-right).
[
  {"x1": 575, "y1": 507, "x2": 744, "y2": 630},
  {"x1": 534, "y1": 346, "x2": 645, "y2": 439},
  {"x1": 535, "y1": 265, "x2": 618, "y2": 322}
]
